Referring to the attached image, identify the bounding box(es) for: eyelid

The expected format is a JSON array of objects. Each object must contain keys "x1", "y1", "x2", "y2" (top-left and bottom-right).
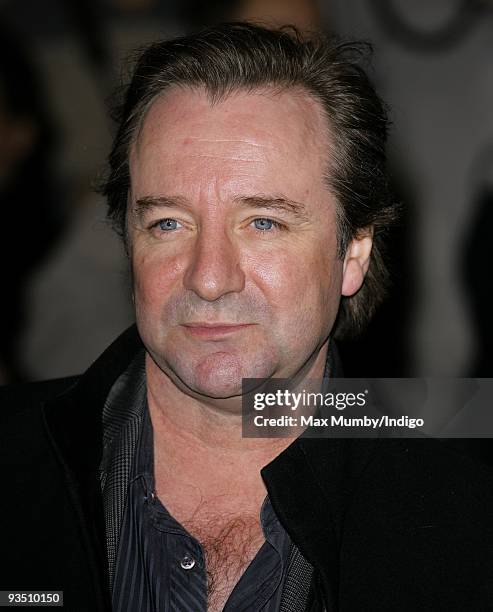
[{"x1": 141, "y1": 207, "x2": 192, "y2": 225}]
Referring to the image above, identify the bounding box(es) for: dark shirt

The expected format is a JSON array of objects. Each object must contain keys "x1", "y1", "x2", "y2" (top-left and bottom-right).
[{"x1": 110, "y1": 367, "x2": 293, "y2": 611}]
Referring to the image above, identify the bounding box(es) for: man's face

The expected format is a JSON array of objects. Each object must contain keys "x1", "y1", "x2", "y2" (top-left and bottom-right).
[{"x1": 128, "y1": 87, "x2": 368, "y2": 398}]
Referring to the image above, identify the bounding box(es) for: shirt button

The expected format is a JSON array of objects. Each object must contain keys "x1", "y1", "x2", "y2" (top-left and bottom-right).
[
  {"x1": 180, "y1": 554, "x2": 196, "y2": 570},
  {"x1": 143, "y1": 491, "x2": 155, "y2": 503}
]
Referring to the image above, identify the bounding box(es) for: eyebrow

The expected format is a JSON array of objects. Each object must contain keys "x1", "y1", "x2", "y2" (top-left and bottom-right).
[
  {"x1": 234, "y1": 195, "x2": 309, "y2": 221},
  {"x1": 133, "y1": 195, "x2": 190, "y2": 222},
  {"x1": 133, "y1": 194, "x2": 309, "y2": 222}
]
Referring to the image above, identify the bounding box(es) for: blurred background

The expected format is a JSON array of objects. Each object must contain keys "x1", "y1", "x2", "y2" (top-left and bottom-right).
[{"x1": 0, "y1": 0, "x2": 491, "y2": 383}]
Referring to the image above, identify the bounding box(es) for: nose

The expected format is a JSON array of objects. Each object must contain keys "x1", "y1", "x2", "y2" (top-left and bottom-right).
[{"x1": 183, "y1": 228, "x2": 245, "y2": 301}]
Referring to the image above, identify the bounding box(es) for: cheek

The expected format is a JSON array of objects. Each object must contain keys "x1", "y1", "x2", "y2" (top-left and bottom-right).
[
  {"x1": 249, "y1": 244, "x2": 343, "y2": 319},
  {"x1": 248, "y1": 254, "x2": 290, "y2": 297},
  {"x1": 131, "y1": 249, "x2": 183, "y2": 311}
]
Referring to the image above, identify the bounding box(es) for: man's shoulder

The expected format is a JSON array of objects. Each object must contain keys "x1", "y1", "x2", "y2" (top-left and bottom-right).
[
  {"x1": 0, "y1": 377, "x2": 81, "y2": 467},
  {"x1": 1, "y1": 375, "x2": 80, "y2": 405},
  {"x1": 0, "y1": 325, "x2": 143, "y2": 419},
  {"x1": 0, "y1": 376, "x2": 80, "y2": 425}
]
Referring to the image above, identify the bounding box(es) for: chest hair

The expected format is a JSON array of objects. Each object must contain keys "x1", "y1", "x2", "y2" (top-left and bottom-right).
[{"x1": 181, "y1": 510, "x2": 265, "y2": 611}]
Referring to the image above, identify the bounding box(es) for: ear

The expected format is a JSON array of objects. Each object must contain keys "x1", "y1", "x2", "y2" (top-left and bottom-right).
[{"x1": 341, "y1": 227, "x2": 373, "y2": 297}]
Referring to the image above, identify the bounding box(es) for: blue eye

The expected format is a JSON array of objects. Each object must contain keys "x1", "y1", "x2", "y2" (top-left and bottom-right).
[
  {"x1": 253, "y1": 218, "x2": 276, "y2": 231},
  {"x1": 158, "y1": 218, "x2": 179, "y2": 231}
]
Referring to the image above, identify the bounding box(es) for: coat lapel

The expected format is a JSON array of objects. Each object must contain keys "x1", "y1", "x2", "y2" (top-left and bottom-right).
[
  {"x1": 262, "y1": 436, "x2": 379, "y2": 611},
  {"x1": 41, "y1": 325, "x2": 143, "y2": 610},
  {"x1": 262, "y1": 341, "x2": 379, "y2": 611}
]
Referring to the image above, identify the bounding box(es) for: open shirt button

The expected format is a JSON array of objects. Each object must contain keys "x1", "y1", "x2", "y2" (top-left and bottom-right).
[{"x1": 180, "y1": 554, "x2": 196, "y2": 570}]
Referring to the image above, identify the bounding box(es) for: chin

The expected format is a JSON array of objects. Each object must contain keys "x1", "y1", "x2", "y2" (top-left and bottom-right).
[
  {"x1": 170, "y1": 348, "x2": 279, "y2": 399},
  {"x1": 184, "y1": 351, "x2": 246, "y2": 398}
]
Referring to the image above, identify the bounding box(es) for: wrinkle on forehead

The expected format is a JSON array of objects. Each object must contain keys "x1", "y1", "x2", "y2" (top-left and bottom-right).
[
  {"x1": 186, "y1": 154, "x2": 267, "y2": 162},
  {"x1": 131, "y1": 85, "x2": 330, "y2": 162},
  {"x1": 184, "y1": 137, "x2": 271, "y2": 147}
]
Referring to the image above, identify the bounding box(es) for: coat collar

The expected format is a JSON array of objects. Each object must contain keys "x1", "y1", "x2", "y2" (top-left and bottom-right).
[{"x1": 43, "y1": 325, "x2": 143, "y2": 476}]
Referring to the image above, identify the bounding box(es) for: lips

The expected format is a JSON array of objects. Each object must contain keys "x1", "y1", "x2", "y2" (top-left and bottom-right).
[{"x1": 181, "y1": 322, "x2": 254, "y2": 338}]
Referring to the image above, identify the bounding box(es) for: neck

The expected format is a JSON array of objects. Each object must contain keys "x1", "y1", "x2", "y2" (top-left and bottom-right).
[{"x1": 146, "y1": 340, "x2": 330, "y2": 460}]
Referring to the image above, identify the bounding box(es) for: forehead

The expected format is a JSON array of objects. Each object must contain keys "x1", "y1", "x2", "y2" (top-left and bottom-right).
[{"x1": 129, "y1": 86, "x2": 331, "y2": 201}]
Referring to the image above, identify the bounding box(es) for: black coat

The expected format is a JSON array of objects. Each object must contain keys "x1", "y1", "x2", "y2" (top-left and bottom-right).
[{"x1": 1, "y1": 326, "x2": 493, "y2": 611}]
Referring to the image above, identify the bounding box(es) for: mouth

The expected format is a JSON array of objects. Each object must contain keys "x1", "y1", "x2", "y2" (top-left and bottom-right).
[{"x1": 181, "y1": 322, "x2": 255, "y2": 338}]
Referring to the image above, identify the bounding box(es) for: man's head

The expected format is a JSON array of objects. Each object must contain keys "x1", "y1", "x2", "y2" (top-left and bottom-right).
[{"x1": 102, "y1": 23, "x2": 397, "y2": 399}]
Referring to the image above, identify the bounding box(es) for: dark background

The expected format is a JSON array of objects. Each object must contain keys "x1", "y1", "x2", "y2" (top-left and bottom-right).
[{"x1": 0, "y1": 0, "x2": 492, "y2": 382}]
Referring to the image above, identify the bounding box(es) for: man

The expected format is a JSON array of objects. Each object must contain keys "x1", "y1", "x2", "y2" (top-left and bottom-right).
[{"x1": 1, "y1": 23, "x2": 493, "y2": 612}]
